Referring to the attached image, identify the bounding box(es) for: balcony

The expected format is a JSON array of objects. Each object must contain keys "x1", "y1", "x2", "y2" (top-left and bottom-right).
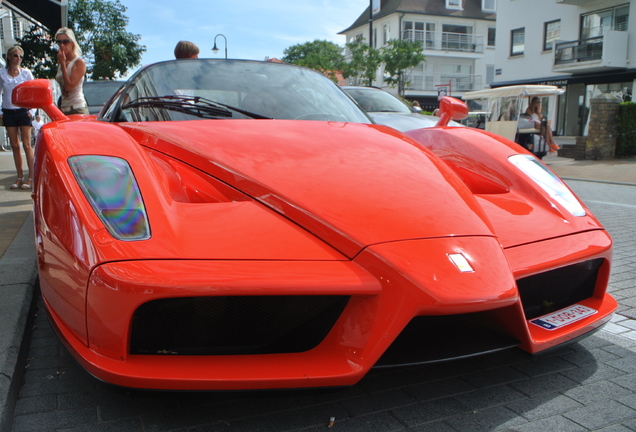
[
  {"x1": 555, "y1": 0, "x2": 596, "y2": 5},
  {"x1": 405, "y1": 73, "x2": 484, "y2": 93},
  {"x1": 553, "y1": 30, "x2": 628, "y2": 74},
  {"x1": 403, "y1": 30, "x2": 484, "y2": 54}
]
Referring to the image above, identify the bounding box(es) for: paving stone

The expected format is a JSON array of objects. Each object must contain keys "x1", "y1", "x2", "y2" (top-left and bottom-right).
[
  {"x1": 340, "y1": 389, "x2": 417, "y2": 417},
  {"x1": 618, "y1": 392, "x2": 636, "y2": 410},
  {"x1": 505, "y1": 393, "x2": 583, "y2": 421},
  {"x1": 562, "y1": 399, "x2": 636, "y2": 430},
  {"x1": 509, "y1": 374, "x2": 579, "y2": 397},
  {"x1": 455, "y1": 385, "x2": 528, "y2": 411},
  {"x1": 13, "y1": 394, "x2": 57, "y2": 416},
  {"x1": 266, "y1": 402, "x2": 351, "y2": 432},
  {"x1": 403, "y1": 378, "x2": 474, "y2": 402},
  {"x1": 444, "y1": 405, "x2": 525, "y2": 431},
  {"x1": 391, "y1": 398, "x2": 467, "y2": 427},
  {"x1": 557, "y1": 346, "x2": 621, "y2": 366},
  {"x1": 304, "y1": 412, "x2": 406, "y2": 432},
  {"x1": 511, "y1": 356, "x2": 577, "y2": 377},
  {"x1": 56, "y1": 418, "x2": 145, "y2": 432},
  {"x1": 562, "y1": 380, "x2": 632, "y2": 405},
  {"x1": 507, "y1": 415, "x2": 587, "y2": 432},
  {"x1": 607, "y1": 358, "x2": 636, "y2": 374},
  {"x1": 12, "y1": 407, "x2": 97, "y2": 432},
  {"x1": 172, "y1": 417, "x2": 277, "y2": 432},
  {"x1": 590, "y1": 424, "x2": 635, "y2": 432},
  {"x1": 405, "y1": 422, "x2": 457, "y2": 432},
  {"x1": 461, "y1": 366, "x2": 528, "y2": 389},
  {"x1": 560, "y1": 363, "x2": 626, "y2": 385}
]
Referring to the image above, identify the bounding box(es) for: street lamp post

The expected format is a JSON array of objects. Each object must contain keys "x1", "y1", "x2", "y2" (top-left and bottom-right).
[{"x1": 212, "y1": 34, "x2": 228, "y2": 59}]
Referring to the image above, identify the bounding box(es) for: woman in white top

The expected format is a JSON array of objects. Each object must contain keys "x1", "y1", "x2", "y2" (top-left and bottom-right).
[
  {"x1": 0, "y1": 45, "x2": 35, "y2": 189},
  {"x1": 55, "y1": 27, "x2": 88, "y2": 115}
]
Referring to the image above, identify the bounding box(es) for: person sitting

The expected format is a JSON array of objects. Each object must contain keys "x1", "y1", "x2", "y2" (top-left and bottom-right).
[{"x1": 526, "y1": 97, "x2": 559, "y2": 153}]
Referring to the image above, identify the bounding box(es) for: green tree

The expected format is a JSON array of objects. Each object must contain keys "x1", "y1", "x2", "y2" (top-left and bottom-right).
[
  {"x1": 282, "y1": 40, "x2": 344, "y2": 81},
  {"x1": 381, "y1": 39, "x2": 425, "y2": 97},
  {"x1": 70, "y1": 0, "x2": 145, "y2": 79},
  {"x1": 342, "y1": 39, "x2": 382, "y2": 86},
  {"x1": 17, "y1": 26, "x2": 57, "y2": 78}
]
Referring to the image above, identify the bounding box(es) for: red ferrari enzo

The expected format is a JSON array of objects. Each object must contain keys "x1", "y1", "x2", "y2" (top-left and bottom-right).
[{"x1": 14, "y1": 59, "x2": 616, "y2": 390}]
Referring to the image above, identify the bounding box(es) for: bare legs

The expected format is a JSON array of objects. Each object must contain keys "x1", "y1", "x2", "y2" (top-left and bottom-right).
[{"x1": 7, "y1": 125, "x2": 34, "y2": 189}]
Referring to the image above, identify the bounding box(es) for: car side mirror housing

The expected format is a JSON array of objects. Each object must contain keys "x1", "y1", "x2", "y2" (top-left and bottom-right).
[
  {"x1": 13, "y1": 79, "x2": 67, "y2": 122},
  {"x1": 436, "y1": 96, "x2": 469, "y2": 127}
]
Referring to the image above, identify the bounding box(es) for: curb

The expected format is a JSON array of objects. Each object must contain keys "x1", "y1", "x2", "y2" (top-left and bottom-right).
[{"x1": 0, "y1": 214, "x2": 37, "y2": 432}]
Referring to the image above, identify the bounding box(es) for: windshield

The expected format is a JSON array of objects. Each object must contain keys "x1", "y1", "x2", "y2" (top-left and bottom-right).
[
  {"x1": 102, "y1": 59, "x2": 371, "y2": 124},
  {"x1": 343, "y1": 87, "x2": 412, "y2": 114}
]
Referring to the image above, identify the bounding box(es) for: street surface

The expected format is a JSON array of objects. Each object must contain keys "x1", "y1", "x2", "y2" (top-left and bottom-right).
[{"x1": 10, "y1": 180, "x2": 636, "y2": 432}]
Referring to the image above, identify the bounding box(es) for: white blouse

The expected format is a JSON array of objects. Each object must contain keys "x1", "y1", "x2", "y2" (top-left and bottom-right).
[{"x1": 0, "y1": 67, "x2": 34, "y2": 110}]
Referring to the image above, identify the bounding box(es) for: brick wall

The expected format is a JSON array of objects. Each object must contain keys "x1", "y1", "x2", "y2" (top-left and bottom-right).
[{"x1": 583, "y1": 93, "x2": 622, "y2": 160}]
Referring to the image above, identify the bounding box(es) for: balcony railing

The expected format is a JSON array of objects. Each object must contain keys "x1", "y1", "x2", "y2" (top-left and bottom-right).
[
  {"x1": 552, "y1": 30, "x2": 627, "y2": 73},
  {"x1": 555, "y1": 36, "x2": 603, "y2": 64},
  {"x1": 405, "y1": 74, "x2": 483, "y2": 92},
  {"x1": 402, "y1": 30, "x2": 484, "y2": 53}
]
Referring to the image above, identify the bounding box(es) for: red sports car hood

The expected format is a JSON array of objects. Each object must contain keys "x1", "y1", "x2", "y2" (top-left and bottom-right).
[{"x1": 121, "y1": 120, "x2": 495, "y2": 258}]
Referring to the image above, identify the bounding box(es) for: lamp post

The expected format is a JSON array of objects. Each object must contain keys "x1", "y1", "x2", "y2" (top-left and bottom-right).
[{"x1": 212, "y1": 34, "x2": 228, "y2": 59}]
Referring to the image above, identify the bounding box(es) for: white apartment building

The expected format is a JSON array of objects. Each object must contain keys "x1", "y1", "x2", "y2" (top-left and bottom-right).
[
  {"x1": 339, "y1": 0, "x2": 497, "y2": 110},
  {"x1": 493, "y1": 0, "x2": 634, "y2": 137}
]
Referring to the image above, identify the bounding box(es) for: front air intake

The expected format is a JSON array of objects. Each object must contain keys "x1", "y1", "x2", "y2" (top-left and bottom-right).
[
  {"x1": 516, "y1": 259, "x2": 603, "y2": 319},
  {"x1": 130, "y1": 295, "x2": 349, "y2": 355}
]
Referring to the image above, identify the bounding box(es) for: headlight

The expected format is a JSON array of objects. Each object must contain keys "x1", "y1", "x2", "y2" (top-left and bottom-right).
[
  {"x1": 509, "y1": 154, "x2": 586, "y2": 217},
  {"x1": 69, "y1": 155, "x2": 151, "y2": 240}
]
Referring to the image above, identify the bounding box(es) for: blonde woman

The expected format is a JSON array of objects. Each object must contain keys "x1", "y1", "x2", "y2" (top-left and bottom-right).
[
  {"x1": 55, "y1": 27, "x2": 88, "y2": 115},
  {"x1": 0, "y1": 45, "x2": 35, "y2": 189}
]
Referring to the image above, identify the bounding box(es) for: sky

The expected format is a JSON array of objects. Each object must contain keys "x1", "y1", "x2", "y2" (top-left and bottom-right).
[{"x1": 121, "y1": 0, "x2": 370, "y2": 70}]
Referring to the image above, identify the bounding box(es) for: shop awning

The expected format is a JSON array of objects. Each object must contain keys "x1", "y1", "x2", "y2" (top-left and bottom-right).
[{"x1": 4, "y1": 0, "x2": 67, "y2": 31}]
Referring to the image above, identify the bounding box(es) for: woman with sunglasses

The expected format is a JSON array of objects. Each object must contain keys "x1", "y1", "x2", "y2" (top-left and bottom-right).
[
  {"x1": 55, "y1": 27, "x2": 88, "y2": 115},
  {"x1": 0, "y1": 45, "x2": 35, "y2": 190}
]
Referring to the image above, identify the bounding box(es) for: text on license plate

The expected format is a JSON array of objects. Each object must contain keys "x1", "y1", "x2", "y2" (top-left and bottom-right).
[{"x1": 530, "y1": 304, "x2": 598, "y2": 331}]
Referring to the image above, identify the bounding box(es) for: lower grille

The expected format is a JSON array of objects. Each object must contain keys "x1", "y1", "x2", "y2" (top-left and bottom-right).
[
  {"x1": 130, "y1": 295, "x2": 349, "y2": 355},
  {"x1": 517, "y1": 259, "x2": 603, "y2": 319},
  {"x1": 375, "y1": 313, "x2": 520, "y2": 367}
]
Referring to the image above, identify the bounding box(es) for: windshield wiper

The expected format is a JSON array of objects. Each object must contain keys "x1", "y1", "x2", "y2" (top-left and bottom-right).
[{"x1": 122, "y1": 95, "x2": 271, "y2": 120}]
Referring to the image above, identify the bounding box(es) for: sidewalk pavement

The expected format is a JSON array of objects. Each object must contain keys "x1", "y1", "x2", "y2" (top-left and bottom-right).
[
  {"x1": 0, "y1": 151, "x2": 37, "y2": 432},
  {"x1": 0, "y1": 149, "x2": 634, "y2": 432}
]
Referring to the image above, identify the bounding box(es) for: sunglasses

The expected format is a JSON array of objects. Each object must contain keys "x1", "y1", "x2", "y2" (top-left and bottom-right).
[
  {"x1": 12, "y1": 54, "x2": 22, "y2": 58},
  {"x1": 56, "y1": 39, "x2": 71, "y2": 45}
]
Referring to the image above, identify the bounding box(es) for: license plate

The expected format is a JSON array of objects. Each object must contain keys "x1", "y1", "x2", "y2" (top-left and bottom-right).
[{"x1": 530, "y1": 304, "x2": 597, "y2": 331}]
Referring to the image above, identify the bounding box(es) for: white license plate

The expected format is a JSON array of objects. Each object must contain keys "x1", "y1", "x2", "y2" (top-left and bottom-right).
[{"x1": 530, "y1": 304, "x2": 598, "y2": 330}]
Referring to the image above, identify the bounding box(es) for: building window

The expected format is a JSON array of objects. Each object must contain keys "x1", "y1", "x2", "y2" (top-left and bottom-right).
[
  {"x1": 487, "y1": 27, "x2": 496, "y2": 47},
  {"x1": 383, "y1": 24, "x2": 390, "y2": 45},
  {"x1": 482, "y1": 0, "x2": 496, "y2": 13},
  {"x1": 442, "y1": 24, "x2": 474, "y2": 51},
  {"x1": 12, "y1": 16, "x2": 22, "y2": 39},
  {"x1": 543, "y1": 20, "x2": 560, "y2": 51},
  {"x1": 403, "y1": 21, "x2": 435, "y2": 49},
  {"x1": 446, "y1": 0, "x2": 462, "y2": 10},
  {"x1": 511, "y1": 27, "x2": 525, "y2": 56},
  {"x1": 581, "y1": 5, "x2": 629, "y2": 38}
]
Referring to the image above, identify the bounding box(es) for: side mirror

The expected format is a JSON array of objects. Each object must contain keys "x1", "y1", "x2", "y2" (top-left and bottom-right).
[
  {"x1": 435, "y1": 96, "x2": 469, "y2": 127},
  {"x1": 12, "y1": 79, "x2": 67, "y2": 122}
]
